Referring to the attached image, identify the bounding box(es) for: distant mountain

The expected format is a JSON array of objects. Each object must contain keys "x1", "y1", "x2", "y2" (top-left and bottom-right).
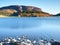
[
  {"x1": 53, "y1": 13, "x2": 60, "y2": 16},
  {"x1": 0, "y1": 5, "x2": 52, "y2": 17}
]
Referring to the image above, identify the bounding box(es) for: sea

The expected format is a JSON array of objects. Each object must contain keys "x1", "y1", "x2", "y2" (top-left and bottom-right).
[{"x1": 0, "y1": 17, "x2": 60, "y2": 41}]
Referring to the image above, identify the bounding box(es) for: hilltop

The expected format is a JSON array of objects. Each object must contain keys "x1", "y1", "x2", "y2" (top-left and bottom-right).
[{"x1": 0, "y1": 5, "x2": 52, "y2": 17}]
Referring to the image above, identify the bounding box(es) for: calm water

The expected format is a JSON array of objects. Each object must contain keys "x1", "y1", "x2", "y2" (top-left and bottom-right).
[{"x1": 0, "y1": 17, "x2": 60, "y2": 41}]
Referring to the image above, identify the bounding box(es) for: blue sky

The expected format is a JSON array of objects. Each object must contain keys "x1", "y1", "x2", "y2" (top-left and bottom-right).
[{"x1": 0, "y1": 0, "x2": 60, "y2": 14}]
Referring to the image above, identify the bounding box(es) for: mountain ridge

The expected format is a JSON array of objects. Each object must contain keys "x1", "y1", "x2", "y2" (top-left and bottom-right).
[{"x1": 0, "y1": 5, "x2": 53, "y2": 17}]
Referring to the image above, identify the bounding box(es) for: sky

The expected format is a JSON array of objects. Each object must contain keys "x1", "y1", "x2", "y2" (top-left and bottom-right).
[{"x1": 0, "y1": 0, "x2": 60, "y2": 14}]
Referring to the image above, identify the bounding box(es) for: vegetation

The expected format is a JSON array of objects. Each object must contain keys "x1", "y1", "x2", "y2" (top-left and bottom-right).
[
  {"x1": 18, "y1": 11, "x2": 50, "y2": 17},
  {"x1": 0, "y1": 10, "x2": 51, "y2": 17},
  {"x1": 0, "y1": 11, "x2": 11, "y2": 16},
  {"x1": 0, "y1": 5, "x2": 52, "y2": 17},
  {"x1": 10, "y1": 12, "x2": 18, "y2": 16}
]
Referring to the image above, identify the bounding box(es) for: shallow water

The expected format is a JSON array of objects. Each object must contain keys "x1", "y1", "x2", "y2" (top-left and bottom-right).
[{"x1": 0, "y1": 17, "x2": 60, "y2": 41}]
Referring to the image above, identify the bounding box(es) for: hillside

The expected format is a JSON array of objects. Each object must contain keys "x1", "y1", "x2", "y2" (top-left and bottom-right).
[
  {"x1": 0, "y1": 5, "x2": 52, "y2": 17},
  {"x1": 53, "y1": 13, "x2": 60, "y2": 16}
]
